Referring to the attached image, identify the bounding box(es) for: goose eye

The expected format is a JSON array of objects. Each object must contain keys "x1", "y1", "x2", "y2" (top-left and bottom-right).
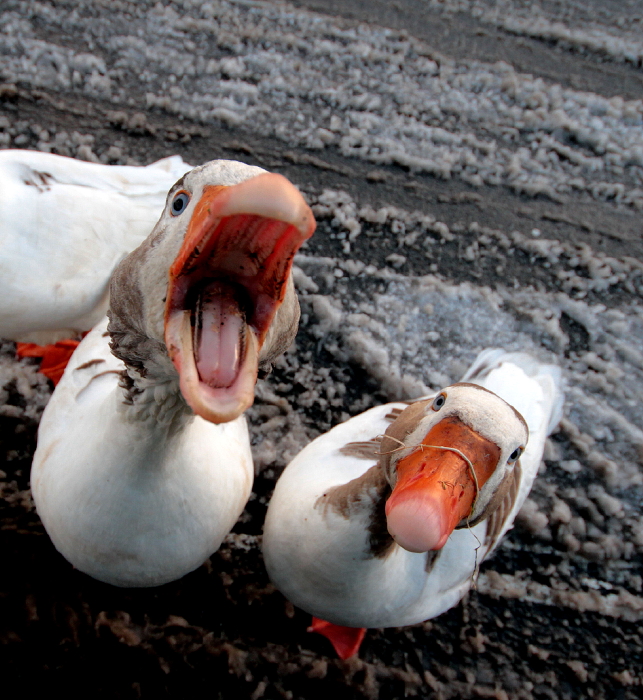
[
  {"x1": 170, "y1": 191, "x2": 190, "y2": 216},
  {"x1": 431, "y1": 393, "x2": 447, "y2": 411},
  {"x1": 508, "y1": 446, "x2": 524, "y2": 463}
]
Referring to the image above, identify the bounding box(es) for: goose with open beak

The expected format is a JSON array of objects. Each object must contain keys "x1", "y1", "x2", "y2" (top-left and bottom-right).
[
  {"x1": 263, "y1": 350, "x2": 563, "y2": 652},
  {"x1": 31, "y1": 159, "x2": 315, "y2": 587},
  {"x1": 0, "y1": 149, "x2": 191, "y2": 343}
]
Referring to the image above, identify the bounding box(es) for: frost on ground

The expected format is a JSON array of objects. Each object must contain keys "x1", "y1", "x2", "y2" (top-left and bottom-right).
[
  {"x1": 248, "y1": 188, "x2": 643, "y2": 612},
  {"x1": 1, "y1": 0, "x2": 643, "y2": 698},
  {"x1": 429, "y1": 0, "x2": 643, "y2": 68},
  {"x1": 1, "y1": 0, "x2": 642, "y2": 207}
]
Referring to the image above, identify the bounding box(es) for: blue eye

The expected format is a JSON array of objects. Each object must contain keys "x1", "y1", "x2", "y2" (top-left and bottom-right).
[
  {"x1": 508, "y1": 446, "x2": 523, "y2": 463},
  {"x1": 171, "y1": 191, "x2": 190, "y2": 216},
  {"x1": 432, "y1": 393, "x2": 446, "y2": 411}
]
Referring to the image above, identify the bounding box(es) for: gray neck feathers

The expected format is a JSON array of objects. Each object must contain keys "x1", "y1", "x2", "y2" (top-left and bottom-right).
[
  {"x1": 106, "y1": 220, "x2": 300, "y2": 420},
  {"x1": 107, "y1": 240, "x2": 188, "y2": 423}
]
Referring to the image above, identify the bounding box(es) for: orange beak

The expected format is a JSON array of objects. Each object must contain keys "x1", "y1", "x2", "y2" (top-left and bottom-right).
[
  {"x1": 385, "y1": 416, "x2": 500, "y2": 552},
  {"x1": 164, "y1": 173, "x2": 315, "y2": 424}
]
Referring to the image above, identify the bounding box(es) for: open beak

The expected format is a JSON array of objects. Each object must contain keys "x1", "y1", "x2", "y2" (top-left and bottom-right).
[
  {"x1": 164, "y1": 173, "x2": 315, "y2": 423},
  {"x1": 385, "y1": 416, "x2": 500, "y2": 552}
]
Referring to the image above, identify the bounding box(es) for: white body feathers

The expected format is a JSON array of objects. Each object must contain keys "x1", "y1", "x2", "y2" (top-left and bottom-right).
[
  {"x1": 0, "y1": 150, "x2": 191, "y2": 341},
  {"x1": 29, "y1": 158, "x2": 311, "y2": 588},
  {"x1": 263, "y1": 350, "x2": 563, "y2": 628},
  {"x1": 31, "y1": 318, "x2": 253, "y2": 587}
]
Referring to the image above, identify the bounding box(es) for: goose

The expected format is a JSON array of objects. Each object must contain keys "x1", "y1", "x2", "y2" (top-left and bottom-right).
[
  {"x1": 30, "y1": 159, "x2": 316, "y2": 587},
  {"x1": 263, "y1": 350, "x2": 563, "y2": 656},
  {"x1": 0, "y1": 149, "x2": 191, "y2": 343}
]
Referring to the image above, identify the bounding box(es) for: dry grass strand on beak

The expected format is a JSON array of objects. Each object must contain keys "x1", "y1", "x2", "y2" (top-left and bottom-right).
[{"x1": 379, "y1": 434, "x2": 484, "y2": 582}]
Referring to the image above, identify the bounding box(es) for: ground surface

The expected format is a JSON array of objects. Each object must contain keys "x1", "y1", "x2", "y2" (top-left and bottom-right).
[{"x1": 1, "y1": 1, "x2": 642, "y2": 698}]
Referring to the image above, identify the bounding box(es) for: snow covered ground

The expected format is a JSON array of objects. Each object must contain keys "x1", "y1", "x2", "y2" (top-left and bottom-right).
[{"x1": 1, "y1": 1, "x2": 642, "y2": 698}]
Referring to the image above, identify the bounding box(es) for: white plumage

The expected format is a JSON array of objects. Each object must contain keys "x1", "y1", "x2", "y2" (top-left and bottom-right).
[
  {"x1": 31, "y1": 159, "x2": 315, "y2": 587},
  {"x1": 31, "y1": 316, "x2": 254, "y2": 587},
  {"x1": 0, "y1": 149, "x2": 190, "y2": 342},
  {"x1": 263, "y1": 350, "x2": 563, "y2": 628}
]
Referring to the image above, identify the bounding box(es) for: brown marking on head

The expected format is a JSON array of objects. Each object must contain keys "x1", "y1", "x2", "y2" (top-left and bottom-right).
[
  {"x1": 378, "y1": 398, "x2": 434, "y2": 480},
  {"x1": 108, "y1": 235, "x2": 166, "y2": 378},
  {"x1": 450, "y1": 382, "x2": 529, "y2": 434},
  {"x1": 169, "y1": 173, "x2": 187, "y2": 194}
]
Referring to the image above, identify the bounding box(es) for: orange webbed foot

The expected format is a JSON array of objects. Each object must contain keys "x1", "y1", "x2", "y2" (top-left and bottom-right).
[
  {"x1": 308, "y1": 616, "x2": 367, "y2": 660},
  {"x1": 16, "y1": 339, "x2": 81, "y2": 385}
]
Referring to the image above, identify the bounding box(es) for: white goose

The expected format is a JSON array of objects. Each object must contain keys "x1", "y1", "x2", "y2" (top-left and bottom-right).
[
  {"x1": 263, "y1": 350, "x2": 563, "y2": 644},
  {"x1": 0, "y1": 149, "x2": 191, "y2": 342},
  {"x1": 31, "y1": 159, "x2": 316, "y2": 587}
]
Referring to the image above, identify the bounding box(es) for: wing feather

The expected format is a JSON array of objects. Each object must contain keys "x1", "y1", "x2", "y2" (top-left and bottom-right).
[{"x1": 483, "y1": 460, "x2": 522, "y2": 552}]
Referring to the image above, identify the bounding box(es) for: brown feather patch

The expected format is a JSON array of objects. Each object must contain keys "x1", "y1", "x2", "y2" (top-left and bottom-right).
[
  {"x1": 483, "y1": 460, "x2": 522, "y2": 551},
  {"x1": 340, "y1": 401, "x2": 420, "y2": 460},
  {"x1": 339, "y1": 439, "x2": 382, "y2": 460},
  {"x1": 315, "y1": 466, "x2": 394, "y2": 558},
  {"x1": 425, "y1": 549, "x2": 441, "y2": 573},
  {"x1": 384, "y1": 406, "x2": 405, "y2": 422}
]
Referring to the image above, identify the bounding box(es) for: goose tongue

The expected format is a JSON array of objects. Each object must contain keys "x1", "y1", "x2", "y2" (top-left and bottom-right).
[
  {"x1": 193, "y1": 282, "x2": 246, "y2": 389},
  {"x1": 165, "y1": 172, "x2": 316, "y2": 424}
]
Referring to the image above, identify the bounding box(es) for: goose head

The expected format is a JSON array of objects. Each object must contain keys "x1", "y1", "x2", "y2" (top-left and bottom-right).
[
  {"x1": 380, "y1": 383, "x2": 528, "y2": 553},
  {"x1": 108, "y1": 160, "x2": 315, "y2": 423}
]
